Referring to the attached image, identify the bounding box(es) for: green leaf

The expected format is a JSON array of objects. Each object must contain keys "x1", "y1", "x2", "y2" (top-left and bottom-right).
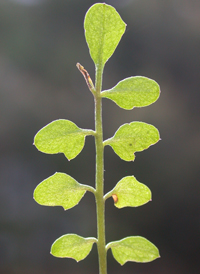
[
  {"x1": 51, "y1": 234, "x2": 97, "y2": 261},
  {"x1": 84, "y1": 3, "x2": 126, "y2": 67},
  {"x1": 33, "y1": 172, "x2": 87, "y2": 210},
  {"x1": 101, "y1": 76, "x2": 160, "y2": 110},
  {"x1": 34, "y1": 119, "x2": 94, "y2": 160},
  {"x1": 104, "y1": 122, "x2": 160, "y2": 161},
  {"x1": 106, "y1": 176, "x2": 151, "y2": 208},
  {"x1": 107, "y1": 236, "x2": 160, "y2": 265}
]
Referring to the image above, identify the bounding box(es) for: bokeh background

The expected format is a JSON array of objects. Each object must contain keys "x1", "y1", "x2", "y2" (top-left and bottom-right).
[{"x1": 0, "y1": 0, "x2": 200, "y2": 273}]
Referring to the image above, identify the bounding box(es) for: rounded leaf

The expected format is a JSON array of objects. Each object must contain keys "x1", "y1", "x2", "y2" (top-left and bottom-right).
[
  {"x1": 34, "y1": 119, "x2": 93, "y2": 160},
  {"x1": 101, "y1": 76, "x2": 160, "y2": 109},
  {"x1": 104, "y1": 122, "x2": 160, "y2": 161},
  {"x1": 84, "y1": 3, "x2": 126, "y2": 67},
  {"x1": 51, "y1": 234, "x2": 97, "y2": 261},
  {"x1": 108, "y1": 176, "x2": 151, "y2": 208},
  {"x1": 107, "y1": 236, "x2": 160, "y2": 265},
  {"x1": 34, "y1": 172, "x2": 86, "y2": 210}
]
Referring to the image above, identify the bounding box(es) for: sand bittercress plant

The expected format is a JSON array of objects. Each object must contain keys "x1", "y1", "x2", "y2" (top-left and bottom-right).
[{"x1": 33, "y1": 3, "x2": 161, "y2": 274}]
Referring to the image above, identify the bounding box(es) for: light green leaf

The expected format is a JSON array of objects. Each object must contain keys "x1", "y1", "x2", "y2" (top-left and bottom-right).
[
  {"x1": 107, "y1": 236, "x2": 160, "y2": 265},
  {"x1": 33, "y1": 172, "x2": 88, "y2": 210},
  {"x1": 34, "y1": 119, "x2": 94, "y2": 160},
  {"x1": 101, "y1": 76, "x2": 160, "y2": 109},
  {"x1": 104, "y1": 122, "x2": 160, "y2": 161},
  {"x1": 51, "y1": 234, "x2": 97, "y2": 261},
  {"x1": 106, "y1": 176, "x2": 151, "y2": 208},
  {"x1": 84, "y1": 3, "x2": 126, "y2": 67}
]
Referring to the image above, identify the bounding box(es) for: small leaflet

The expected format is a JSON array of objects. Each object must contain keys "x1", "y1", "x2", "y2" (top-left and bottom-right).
[
  {"x1": 84, "y1": 3, "x2": 126, "y2": 67},
  {"x1": 33, "y1": 172, "x2": 86, "y2": 210},
  {"x1": 101, "y1": 76, "x2": 160, "y2": 109},
  {"x1": 104, "y1": 122, "x2": 160, "y2": 161},
  {"x1": 34, "y1": 119, "x2": 93, "y2": 160},
  {"x1": 106, "y1": 236, "x2": 160, "y2": 265},
  {"x1": 108, "y1": 176, "x2": 151, "y2": 208},
  {"x1": 51, "y1": 234, "x2": 97, "y2": 261}
]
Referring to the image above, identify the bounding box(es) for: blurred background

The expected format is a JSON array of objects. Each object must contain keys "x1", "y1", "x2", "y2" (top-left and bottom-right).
[{"x1": 0, "y1": 0, "x2": 200, "y2": 273}]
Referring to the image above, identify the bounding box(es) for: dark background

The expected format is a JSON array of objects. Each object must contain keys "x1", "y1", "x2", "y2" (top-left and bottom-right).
[{"x1": 0, "y1": 0, "x2": 200, "y2": 273}]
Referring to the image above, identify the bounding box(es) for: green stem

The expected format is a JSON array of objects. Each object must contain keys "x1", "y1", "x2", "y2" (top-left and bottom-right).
[{"x1": 94, "y1": 65, "x2": 107, "y2": 274}]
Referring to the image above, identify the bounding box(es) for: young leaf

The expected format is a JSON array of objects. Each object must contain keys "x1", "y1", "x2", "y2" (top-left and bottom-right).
[
  {"x1": 104, "y1": 122, "x2": 160, "y2": 161},
  {"x1": 34, "y1": 172, "x2": 89, "y2": 210},
  {"x1": 84, "y1": 3, "x2": 126, "y2": 67},
  {"x1": 105, "y1": 176, "x2": 151, "y2": 208},
  {"x1": 34, "y1": 119, "x2": 94, "y2": 160},
  {"x1": 101, "y1": 76, "x2": 160, "y2": 110},
  {"x1": 106, "y1": 236, "x2": 160, "y2": 265},
  {"x1": 51, "y1": 234, "x2": 97, "y2": 261}
]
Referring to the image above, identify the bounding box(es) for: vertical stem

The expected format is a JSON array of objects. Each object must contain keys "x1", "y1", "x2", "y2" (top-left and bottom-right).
[{"x1": 94, "y1": 65, "x2": 107, "y2": 274}]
